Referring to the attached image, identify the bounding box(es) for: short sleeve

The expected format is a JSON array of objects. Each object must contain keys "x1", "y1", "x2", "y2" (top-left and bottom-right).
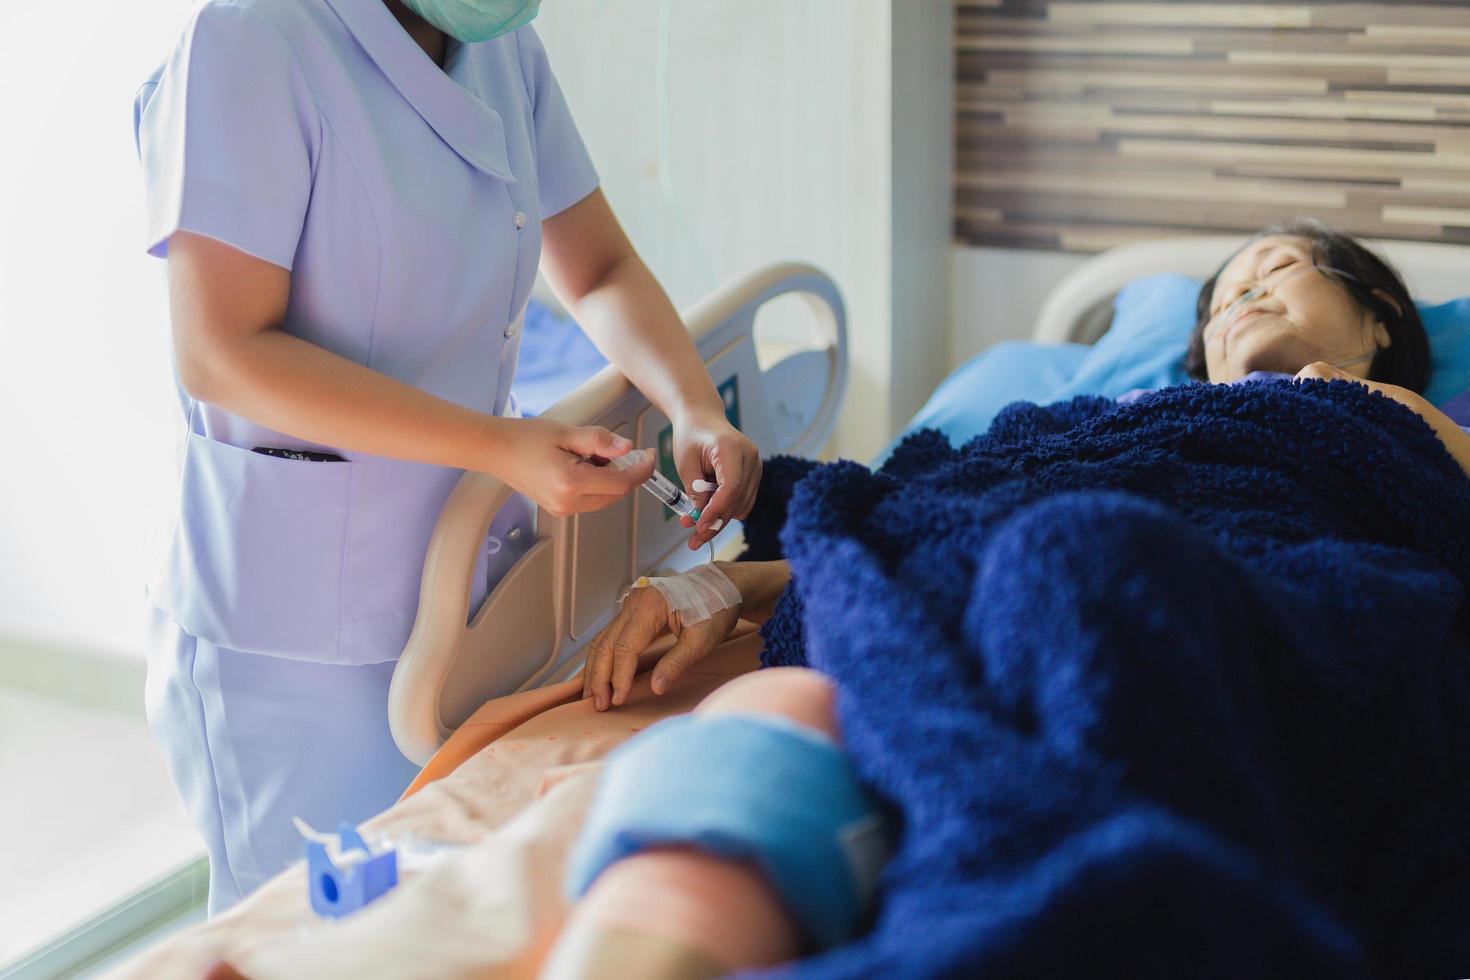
[
  {"x1": 133, "y1": 2, "x2": 320, "y2": 269},
  {"x1": 516, "y1": 26, "x2": 599, "y2": 218}
]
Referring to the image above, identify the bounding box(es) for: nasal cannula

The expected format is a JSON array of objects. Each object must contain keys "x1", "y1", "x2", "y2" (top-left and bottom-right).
[{"x1": 607, "y1": 450, "x2": 702, "y2": 521}]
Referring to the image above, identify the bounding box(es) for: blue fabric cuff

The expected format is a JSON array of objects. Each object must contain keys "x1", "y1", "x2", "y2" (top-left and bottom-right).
[{"x1": 565, "y1": 713, "x2": 889, "y2": 950}]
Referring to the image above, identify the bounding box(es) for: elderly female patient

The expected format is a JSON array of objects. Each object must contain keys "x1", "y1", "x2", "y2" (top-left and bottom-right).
[{"x1": 547, "y1": 221, "x2": 1470, "y2": 979}]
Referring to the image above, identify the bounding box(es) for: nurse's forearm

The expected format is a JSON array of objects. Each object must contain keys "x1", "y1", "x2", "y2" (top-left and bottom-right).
[
  {"x1": 189, "y1": 328, "x2": 505, "y2": 471},
  {"x1": 571, "y1": 254, "x2": 726, "y2": 425}
]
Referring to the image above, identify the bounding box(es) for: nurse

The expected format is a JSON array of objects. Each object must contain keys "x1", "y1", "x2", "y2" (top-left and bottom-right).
[{"x1": 132, "y1": 0, "x2": 760, "y2": 913}]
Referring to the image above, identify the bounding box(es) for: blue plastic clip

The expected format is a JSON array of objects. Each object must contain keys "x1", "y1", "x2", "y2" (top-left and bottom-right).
[{"x1": 305, "y1": 822, "x2": 398, "y2": 918}]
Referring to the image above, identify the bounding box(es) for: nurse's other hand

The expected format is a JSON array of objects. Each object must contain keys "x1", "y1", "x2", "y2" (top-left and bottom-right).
[
  {"x1": 580, "y1": 578, "x2": 741, "y2": 711},
  {"x1": 672, "y1": 412, "x2": 762, "y2": 550},
  {"x1": 497, "y1": 419, "x2": 655, "y2": 518}
]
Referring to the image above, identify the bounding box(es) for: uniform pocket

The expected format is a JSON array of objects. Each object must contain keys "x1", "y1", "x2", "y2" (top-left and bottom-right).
[{"x1": 150, "y1": 430, "x2": 352, "y2": 662}]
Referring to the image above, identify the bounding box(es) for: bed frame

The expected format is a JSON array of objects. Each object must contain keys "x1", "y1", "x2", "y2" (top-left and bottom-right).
[
  {"x1": 1035, "y1": 234, "x2": 1470, "y2": 345},
  {"x1": 389, "y1": 264, "x2": 847, "y2": 764}
]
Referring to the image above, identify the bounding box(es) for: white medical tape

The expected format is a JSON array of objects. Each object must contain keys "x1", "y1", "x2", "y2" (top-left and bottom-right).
[
  {"x1": 635, "y1": 563, "x2": 741, "y2": 626},
  {"x1": 294, "y1": 816, "x2": 375, "y2": 869}
]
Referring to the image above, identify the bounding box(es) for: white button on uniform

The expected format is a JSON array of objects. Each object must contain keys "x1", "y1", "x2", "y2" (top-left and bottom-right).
[
  {"x1": 512, "y1": 211, "x2": 527, "y2": 229},
  {"x1": 504, "y1": 321, "x2": 520, "y2": 339}
]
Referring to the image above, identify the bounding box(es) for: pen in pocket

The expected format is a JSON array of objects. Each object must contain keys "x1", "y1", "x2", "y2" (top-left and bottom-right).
[{"x1": 252, "y1": 447, "x2": 347, "y2": 462}]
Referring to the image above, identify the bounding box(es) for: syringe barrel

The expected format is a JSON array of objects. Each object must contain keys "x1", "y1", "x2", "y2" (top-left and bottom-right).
[
  {"x1": 644, "y1": 470, "x2": 683, "y2": 506},
  {"x1": 607, "y1": 450, "x2": 700, "y2": 519}
]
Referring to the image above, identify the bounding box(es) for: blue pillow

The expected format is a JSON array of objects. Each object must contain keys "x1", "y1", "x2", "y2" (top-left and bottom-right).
[
  {"x1": 891, "y1": 274, "x2": 1199, "y2": 457},
  {"x1": 895, "y1": 276, "x2": 1470, "y2": 457},
  {"x1": 895, "y1": 340, "x2": 1092, "y2": 453},
  {"x1": 512, "y1": 299, "x2": 609, "y2": 417},
  {"x1": 1421, "y1": 297, "x2": 1470, "y2": 408}
]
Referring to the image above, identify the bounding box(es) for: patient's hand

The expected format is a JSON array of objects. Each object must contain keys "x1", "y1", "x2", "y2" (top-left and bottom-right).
[
  {"x1": 581, "y1": 561, "x2": 794, "y2": 711},
  {"x1": 581, "y1": 574, "x2": 743, "y2": 711}
]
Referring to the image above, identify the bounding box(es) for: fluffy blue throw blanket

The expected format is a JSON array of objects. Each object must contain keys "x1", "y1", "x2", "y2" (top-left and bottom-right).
[{"x1": 742, "y1": 379, "x2": 1470, "y2": 978}]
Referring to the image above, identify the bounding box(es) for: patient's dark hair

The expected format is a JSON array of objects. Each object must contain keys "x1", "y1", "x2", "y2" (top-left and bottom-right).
[{"x1": 1185, "y1": 218, "x2": 1430, "y2": 392}]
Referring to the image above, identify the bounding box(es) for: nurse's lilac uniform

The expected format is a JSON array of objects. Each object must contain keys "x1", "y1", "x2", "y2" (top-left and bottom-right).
[{"x1": 133, "y1": 0, "x2": 597, "y2": 912}]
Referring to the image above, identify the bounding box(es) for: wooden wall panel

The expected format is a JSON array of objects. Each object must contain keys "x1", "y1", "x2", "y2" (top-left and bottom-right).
[{"x1": 954, "y1": 0, "x2": 1470, "y2": 252}]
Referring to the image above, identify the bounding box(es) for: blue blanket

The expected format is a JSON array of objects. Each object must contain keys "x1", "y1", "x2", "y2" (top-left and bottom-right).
[{"x1": 743, "y1": 379, "x2": 1470, "y2": 978}]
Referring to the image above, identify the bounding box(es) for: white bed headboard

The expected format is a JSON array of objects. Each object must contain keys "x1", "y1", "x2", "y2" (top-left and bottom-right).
[
  {"x1": 389, "y1": 263, "x2": 847, "y2": 764},
  {"x1": 1035, "y1": 235, "x2": 1470, "y2": 345}
]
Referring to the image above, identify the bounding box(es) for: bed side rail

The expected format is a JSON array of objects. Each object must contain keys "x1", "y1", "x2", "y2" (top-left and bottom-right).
[{"x1": 389, "y1": 263, "x2": 846, "y2": 764}]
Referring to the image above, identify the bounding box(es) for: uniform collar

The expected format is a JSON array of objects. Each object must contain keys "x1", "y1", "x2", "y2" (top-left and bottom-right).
[{"x1": 323, "y1": 0, "x2": 515, "y2": 181}]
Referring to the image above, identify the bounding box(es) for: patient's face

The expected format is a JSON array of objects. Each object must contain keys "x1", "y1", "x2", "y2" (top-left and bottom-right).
[{"x1": 1202, "y1": 235, "x2": 1389, "y2": 383}]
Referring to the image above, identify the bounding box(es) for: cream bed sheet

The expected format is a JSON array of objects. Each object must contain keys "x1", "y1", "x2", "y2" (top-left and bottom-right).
[{"x1": 107, "y1": 633, "x2": 762, "y2": 980}]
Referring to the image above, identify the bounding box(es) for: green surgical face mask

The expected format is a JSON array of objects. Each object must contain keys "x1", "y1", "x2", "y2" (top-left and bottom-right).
[{"x1": 398, "y1": 0, "x2": 542, "y2": 44}]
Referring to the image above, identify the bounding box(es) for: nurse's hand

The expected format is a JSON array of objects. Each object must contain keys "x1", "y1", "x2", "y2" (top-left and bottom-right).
[
  {"x1": 580, "y1": 572, "x2": 743, "y2": 711},
  {"x1": 496, "y1": 419, "x2": 656, "y2": 518},
  {"x1": 673, "y1": 411, "x2": 762, "y2": 550}
]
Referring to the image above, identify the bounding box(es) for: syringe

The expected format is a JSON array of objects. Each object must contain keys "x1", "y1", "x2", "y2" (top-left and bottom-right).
[{"x1": 608, "y1": 450, "x2": 702, "y2": 521}]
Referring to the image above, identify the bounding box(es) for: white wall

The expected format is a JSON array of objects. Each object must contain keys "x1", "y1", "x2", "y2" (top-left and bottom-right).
[
  {"x1": 0, "y1": 3, "x2": 193, "y2": 659},
  {"x1": 889, "y1": 1, "x2": 955, "y2": 432},
  {"x1": 535, "y1": 0, "x2": 952, "y2": 458},
  {"x1": 949, "y1": 246, "x2": 1091, "y2": 364}
]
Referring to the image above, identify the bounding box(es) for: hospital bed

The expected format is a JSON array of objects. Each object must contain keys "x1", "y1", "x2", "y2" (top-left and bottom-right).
[
  {"x1": 388, "y1": 234, "x2": 1469, "y2": 762},
  {"x1": 109, "y1": 236, "x2": 1470, "y2": 979}
]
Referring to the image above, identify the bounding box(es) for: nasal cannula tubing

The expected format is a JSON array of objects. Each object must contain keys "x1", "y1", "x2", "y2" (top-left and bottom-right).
[
  {"x1": 607, "y1": 450, "x2": 702, "y2": 521},
  {"x1": 1217, "y1": 262, "x2": 1381, "y2": 371}
]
